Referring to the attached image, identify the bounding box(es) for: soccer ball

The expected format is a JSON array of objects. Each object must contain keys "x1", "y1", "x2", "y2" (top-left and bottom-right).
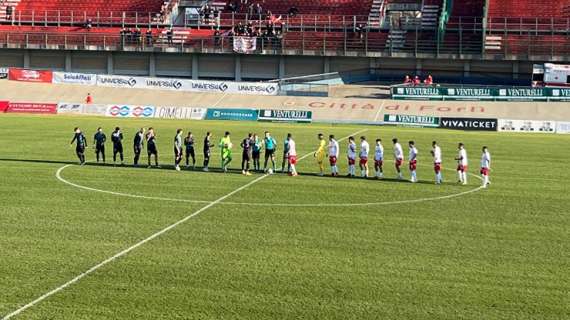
[{"x1": 268, "y1": 168, "x2": 273, "y2": 174}]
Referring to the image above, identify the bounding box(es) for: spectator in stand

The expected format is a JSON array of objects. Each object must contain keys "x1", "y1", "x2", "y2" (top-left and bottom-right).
[
  {"x1": 85, "y1": 93, "x2": 93, "y2": 104},
  {"x1": 404, "y1": 75, "x2": 412, "y2": 84},
  {"x1": 214, "y1": 30, "x2": 221, "y2": 47},
  {"x1": 255, "y1": 3, "x2": 263, "y2": 17},
  {"x1": 85, "y1": 18, "x2": 92, "y2": 30},
  {"x1": 248, "y1": 3, "x2": 255, "y2": 16},
  {"x1": 355, "y1": 24, "x2": 365, "y2": 42},
  {"x1": 166, "y1": 27, "x2": 173, "y2": 45},
  {"x1": 413, "y1": 75, "x2": 421, "y2": 86},
  {"x1": 146, "y1": 29, "x2": 153, "y2": 46},
  {"x1": 227, "y1": 1, "x2": 239, "y2": 13},
  {"x1": 424, "y1": 74, "x2": 433, "y2": 85},
  {"x1": 6, "y1": 5, "x2": 12, "y2": 20},
  {"x1": 287, "y1": 6, "x2": 299, "y2": 17}
]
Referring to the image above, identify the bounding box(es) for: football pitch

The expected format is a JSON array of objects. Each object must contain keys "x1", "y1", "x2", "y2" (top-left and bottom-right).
[{"x1": 0, "y1": 114, "x2": 568, "y2": 319}]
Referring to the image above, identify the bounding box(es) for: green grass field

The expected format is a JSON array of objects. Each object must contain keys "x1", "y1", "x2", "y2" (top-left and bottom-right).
[{"x1": 0, "y1": 114, "x2": 568, "y2": 320}]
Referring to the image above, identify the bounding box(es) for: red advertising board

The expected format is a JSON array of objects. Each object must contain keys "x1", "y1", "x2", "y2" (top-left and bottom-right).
[
  {"x1": 7, "y1": 102, "x2": 57, "y2": 114},
  {"x1": 0, "y1": 101, "x2": 9, "y2": 112},
  {"x1": 8, "y1": 68, "x2": 53, "y2": 83}
]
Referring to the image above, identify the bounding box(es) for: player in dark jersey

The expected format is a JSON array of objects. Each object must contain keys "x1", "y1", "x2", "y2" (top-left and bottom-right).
[
  {"x1": 111, "y1": 127, "x2": 124, "y2": 165},
  {"x1": 184, "y1": 131, "x2": 196, "y2": 169},
  {"x1": 281, "y1": 134, "x2": 291, "y2": 173},
  {"x1": 146, "y1": 127, "x2": 159, "y2": 168},
  {"x1": 252, "y1": 133, "x2": 262, "y2": 172},
  {"x1": 93, "y1": 127, "x2": 106, "y2": 163},
  {"x1": 240, "y1": 133, "x2": 254, "y2": 176},
  {"x1": 174, "y1": 129, "x2": 183, "y2": 171},
  {"x1": 203, "y1": 131, "x2": 214, "y2": 172},
  {"x1": 133, "y1": 128, "x2": 145, "y2": 166},
  {"x1": 70, "y1": 127, "x2": 87, "y2": 165}
]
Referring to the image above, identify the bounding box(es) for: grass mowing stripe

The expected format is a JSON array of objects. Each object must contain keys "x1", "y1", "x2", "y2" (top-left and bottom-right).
[{"x1": 3, "y1": 129, "x2": 366, "y2": 319}]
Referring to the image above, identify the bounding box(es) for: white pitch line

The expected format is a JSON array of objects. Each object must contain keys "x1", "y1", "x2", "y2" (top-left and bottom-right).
[
  {"x1": 3, "y1": 129, "x2": 366, "y2": 319},
  {"x1": 373, "y1": 100, "x2": 386, "y2": 122}
]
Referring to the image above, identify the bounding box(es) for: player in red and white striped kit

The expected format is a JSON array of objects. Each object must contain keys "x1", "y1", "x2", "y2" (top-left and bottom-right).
[
  {"x1": 373, "y1": 139, "x2": 384, "y2": 179},
  {"x1": 431, "y1": 141, "x2": 443, "y2": 184},
  {"x1": 347, "y1": 136, "x2": 357, "y2": 177},
  {"x1": 328, "y1": 135, "x2": 340, "y2": 176},
  {"x1": 455, "y1": 143, "x2": 468, "y2": 185},
  {"x1": 287, "y1": 133, "x2": 298, "y2": 176},
  {"x1": 480, "y1": 146, "x2": 491, "y2": 188},
  {"x1": 408, "y1": 141, "x2": 418, "y2": 183},
  {"x1": 392, "y1": 138, "x2": 404, "y2": 180}
]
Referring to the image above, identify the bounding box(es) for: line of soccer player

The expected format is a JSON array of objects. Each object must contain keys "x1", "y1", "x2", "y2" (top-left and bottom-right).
[{"x1": 70, "y1": 127, "x2": 492, "y2": 187}]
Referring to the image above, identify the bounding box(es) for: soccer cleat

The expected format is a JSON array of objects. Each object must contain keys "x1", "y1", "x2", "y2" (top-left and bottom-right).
[
  {"x1": 203, "y1": 167, "x2": 209, "y2": 172},
  {"x1": 246, "y1": 171, "x2": 252, "y2": 176},
  {"x1": 175, "y1": 166, "x2": 181, "y2": 171}
]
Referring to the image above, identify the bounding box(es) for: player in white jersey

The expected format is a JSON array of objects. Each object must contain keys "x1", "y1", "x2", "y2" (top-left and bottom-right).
[
  {"x1": 430, "y1": 141, "x2": 443, "y2": 184},
  {"x1": 347, "y1": 136, "x2": 357, "y2": 177},
  {"x1": 373, "y1": 139, "x2": 384, "y2": 179},
  {"x1": 408, "y1": 141, "x2": 418, "y2": 183},
  {"x1": 287, "y1": 133, "x2": 298, "y2": 176},
  {"x1": 392, "y1": 138, "x2": 404, "y2": 180},
  {"x1": 480, "y1": 146, "x2": 491, "y2": 188},
  {"x1": 454, "y1": 143, "x2": 468, "y2": 185},
  {"x1": 359, "y1": 136, "x2": 370, "y2": 178},
  {"x1": 328, "y1": 135, "x2": 340, "y2": 176}
]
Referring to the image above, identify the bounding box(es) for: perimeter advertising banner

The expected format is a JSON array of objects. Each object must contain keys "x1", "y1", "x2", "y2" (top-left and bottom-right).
[
  {"x1": 383, "y1": 114, "x2": 440, "y2": 127},
  {"x1": 0, "y1": 67, "x2": 8, "y2": 79},
  {"x1": 95, "y1": 75, "x2": 279, "y2": 95},
  {"x1": 57, "y1": 103, "x2": 85, "y2": 114},
  {"x1": 8, "y1": 68, "x2": 53, "y2": 83},
  {"x1": 154, "y1": 106, "x2": 207, "y2": 120},
  {"x1": 53, "y1": 72, "x2": 97, "y2": 86},
  {"x1": 105, "y1": 105, "x2": 156, "y2": 118},
  {"x1": 556, "y1": 122, "x2": 570, "y2": 134},
  {"x1": 205, "y1": 108, "x2": 258, "y2": 121},
  {"x1": 439, "y1": 118, "x2": 498, "y2": 131},
  {"x1": 498, "y1": 119, "x2": 557, "y2": 133},
  {"x1": 6, "y1": 102, "x2": 57, "y2": 114},
  {"x1": 392, "y1": 85, "x2": 570, "y2": 101},
  {"x1": 258, "y1": 109, "x2": 313, "y2": 122},
  {"x1": 0, "y1": 101, "x2": 9, "y2": 112}
]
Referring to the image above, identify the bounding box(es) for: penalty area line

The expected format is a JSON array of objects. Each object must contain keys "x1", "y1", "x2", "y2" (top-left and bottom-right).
[{"x1": 4, "y1": 128, "x2": 367, "y2": 319}]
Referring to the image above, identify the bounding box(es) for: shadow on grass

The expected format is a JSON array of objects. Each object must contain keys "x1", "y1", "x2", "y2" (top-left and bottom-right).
[{"x1": 0, "y1": 158, "x2": 446, "y2": 186}]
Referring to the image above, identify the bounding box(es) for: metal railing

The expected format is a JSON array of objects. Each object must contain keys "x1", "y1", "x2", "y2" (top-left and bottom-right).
[
  {"x1": 2, "y1": 10, "x2": 164, "y2": 28},
  {"x1": 0, "y1": 29, "x2": 569, "y2": 59}
]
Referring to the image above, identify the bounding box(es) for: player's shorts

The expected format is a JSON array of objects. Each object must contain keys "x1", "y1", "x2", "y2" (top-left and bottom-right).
[
  {"x1": 289, "y1": 155, "x2": 298, "y2": 165},
  {"x1": 374, "y1": 160, "x2": 383, "y2": 167},
  {"x1": 148, "y1": 144, "x2": 158, "y2": 155},
  {"x1": 95, "y1": 145, "x2": 105, "y2": 153},
  {"x1": 113, "y1": 145, "x2": 123, "y2": 153},
  {"x1": 409, "y1": 160, "x2": 417, "y2": 171},
  {"x1": 186, "y1": 147, "x2": 195, "y2": 157},
  {"x1": 329, "y1": 156, "x2": 337, "y2": 166},
  {"x1": 222, "y1": 150, "x2": 232, "y2": 160},
  {"x1": 395, "y1": 158, "x2": 403, "y2": 167},
  {"x1": 252, "y1": 150, "x2": 260, "y2": 159},
  {"x1": 434, "y1": 162, "x2": 442, "y2": 173},
  {"x1": 457, "y1": 164, "x2": 468, "y2": 172},
  {"x1": 174, "y1": 148, "x2": 182, "y2": 158},
  {"x1": 316, "y1": 152, "x2": 325, "y2": 163},
  {"x1": 265, "y1": 149, "x2": 275, "y2": 158},
  {"x1": 347, "y1": 157, "x2": 356, "y2": 165},
  {"x1": 480, "y1": 167, "x2": 490, "y2": 176},
  {"x1": 242, "y1": 152, "x2": 251, "y2": 161},
  {"x1": 76, "y1": 146, "x2": 85, "y2": 154},
  {"x1": 359, "y1": 157, "x2": 368, "y2": 166}
]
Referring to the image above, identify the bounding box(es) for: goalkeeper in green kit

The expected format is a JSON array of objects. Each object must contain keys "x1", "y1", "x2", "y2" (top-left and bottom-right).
[{"x1": 219, "y1": 131, "x2": 233, "y2": 172}]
